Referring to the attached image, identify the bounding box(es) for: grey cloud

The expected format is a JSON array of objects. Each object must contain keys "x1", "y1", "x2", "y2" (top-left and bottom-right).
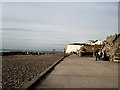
[{"x1": 2, "y1": 2, "x2": 118, "y2": 51}]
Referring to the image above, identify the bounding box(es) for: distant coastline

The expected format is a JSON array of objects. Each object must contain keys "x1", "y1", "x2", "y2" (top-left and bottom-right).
[
  {"x1": 1, "y1": 49, "x2": 63, "y2": 53},
  {"x1": 0, "y1": 49, "x2": 64, "y2": 56}
]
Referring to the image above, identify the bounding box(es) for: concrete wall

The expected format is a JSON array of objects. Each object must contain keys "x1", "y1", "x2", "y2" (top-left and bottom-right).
[{"x1": 66, "y1": 45, "x2": 83, "y2": 53}]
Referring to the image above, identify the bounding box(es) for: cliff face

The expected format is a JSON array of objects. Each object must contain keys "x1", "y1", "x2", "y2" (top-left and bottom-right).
[{"x1": 102, "y1": 34, "x2": 120, "y2": 62}]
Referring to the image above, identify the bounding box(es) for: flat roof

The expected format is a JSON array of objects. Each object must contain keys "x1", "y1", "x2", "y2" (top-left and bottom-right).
[{"x1": 69, "y1": 43, "x2": 85, "y2": 45}]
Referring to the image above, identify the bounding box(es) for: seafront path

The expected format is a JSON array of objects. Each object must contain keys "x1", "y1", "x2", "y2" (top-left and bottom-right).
[
  {"x1": 35, "y1": 54, "x2": 118, "y2": 88},
  {"x1": 0, "y1": 56, "x2": 2, "y2": 88}
]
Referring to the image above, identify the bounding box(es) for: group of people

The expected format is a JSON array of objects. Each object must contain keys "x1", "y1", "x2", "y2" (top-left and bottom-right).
[{"x1": 95, "y1": 49, "x2": 108, "y2": 61}]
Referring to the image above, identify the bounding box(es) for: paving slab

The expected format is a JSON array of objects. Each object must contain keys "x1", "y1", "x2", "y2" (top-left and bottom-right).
[{"x1": 36, "y1": 55, "x2": 119, "y2": 88}]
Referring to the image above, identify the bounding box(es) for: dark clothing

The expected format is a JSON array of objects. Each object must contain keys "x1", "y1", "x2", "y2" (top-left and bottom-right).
[
  {"x1": 103, "y1": 51, "x2": 109, "y2": 61},
  {"x1": 95, "y1": 50, "x2": 100, "y2": 61},
  {"x1": 99, "y1": 52, "x2": 103, "y2": 60},
  {"x1": 95, "y1": 54, "x2": 100, "y2": 60},
  {"x1": 100, "y1": 52, "x2": 103, "y2": 57}
]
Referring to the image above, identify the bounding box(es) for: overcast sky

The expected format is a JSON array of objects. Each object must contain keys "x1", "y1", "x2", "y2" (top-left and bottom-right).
[{"x1": 1, "y1": 2, "x2": 118, "y2": 51}]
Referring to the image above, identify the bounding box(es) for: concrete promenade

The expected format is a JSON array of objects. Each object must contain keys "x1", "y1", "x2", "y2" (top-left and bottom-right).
[
  {"x1": 36, "y1": 55, "x2": 119, "y2": 88},
  {"x1": 0, "y1": 56, "x2": 2, "y2": 88}
]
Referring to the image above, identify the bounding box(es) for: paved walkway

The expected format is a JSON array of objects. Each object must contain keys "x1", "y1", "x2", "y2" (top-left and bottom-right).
[
  {"x1": 0, "y1": 56, "x2": 2, "y2": 88},
  {"x1": 36, "y1": 55, "x2": 119, "y2": 88}
]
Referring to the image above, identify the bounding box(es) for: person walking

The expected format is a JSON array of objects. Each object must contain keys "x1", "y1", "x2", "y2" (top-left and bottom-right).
[
  {"x1": 103, "y1": 50, "x2": 109, "y2": 61},
  {"x1": 99, "y1": 50, "x2": 103, "y2": 60},
  {"x1": 95, "y1": 49, "x2": 99, "y2": 61}
]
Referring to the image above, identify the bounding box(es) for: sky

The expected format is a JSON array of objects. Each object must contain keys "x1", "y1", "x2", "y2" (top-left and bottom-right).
[{"x1": 1, "y1": 2, "x2": 118, "y2": 51}]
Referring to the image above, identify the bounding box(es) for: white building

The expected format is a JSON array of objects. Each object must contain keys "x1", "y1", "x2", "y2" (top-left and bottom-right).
[
  {"x1": 86, "y1": 40, "x2": 103, "y2": 45},
  {"x1": 66, "y1": 43, "x2": 85, "y2": 53}
]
